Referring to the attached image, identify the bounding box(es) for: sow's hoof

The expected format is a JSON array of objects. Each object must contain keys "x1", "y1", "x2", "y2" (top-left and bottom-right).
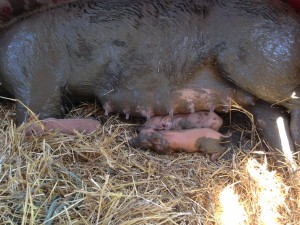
[
  {"x1": 25, "y1": 118, "x2": 101, "y2": 136},
  {"x1": 129, "y1": 128, "x2": 229, "y2": 161}
]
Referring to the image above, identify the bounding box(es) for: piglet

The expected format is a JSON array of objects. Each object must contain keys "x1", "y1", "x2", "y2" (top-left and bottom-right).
[
  {"x1": 25, "y1": 118, "x2": 101, "y2": 136},
  {"x1": 129, "y1": 128, "x2": 230, "y2": 161},
  {"x1": 139, "y1": 111, "x2": 223, "y2": 131}
]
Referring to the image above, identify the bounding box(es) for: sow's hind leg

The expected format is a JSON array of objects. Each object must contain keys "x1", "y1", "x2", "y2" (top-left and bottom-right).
[
  {"x1": 247, "y1": 100, "x2": 295, "y2": 152},
  {"x1": 282, "y1": 86, "x2": 300, "y2": 151},
  {"x1": 215, "y1": 5, "x2": 300, "y2": 151}
]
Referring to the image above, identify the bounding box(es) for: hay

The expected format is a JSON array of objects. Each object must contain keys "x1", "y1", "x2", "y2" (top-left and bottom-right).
[{"x1": 0, "y1": 101, "x2": 300, "y2": 225}]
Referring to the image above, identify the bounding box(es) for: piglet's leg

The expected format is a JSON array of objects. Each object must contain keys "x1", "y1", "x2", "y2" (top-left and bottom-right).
[
  {"x1": 25, "y1": 118, "x2": 101, "y2": 136},
  {"x1": 196, "y1": 137, "x2": 226, "y2": 161}
]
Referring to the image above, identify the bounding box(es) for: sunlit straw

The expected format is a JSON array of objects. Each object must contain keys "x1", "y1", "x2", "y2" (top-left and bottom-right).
[
  {"x1": 246, "y1": 158, "x2": 286, "y2": 225},
  {"x1": 276, "y1": 117, "x2": 297, "y2": 171},
  {"x1": 218, "y1": 185, "x2": 247, "y2": 225}
]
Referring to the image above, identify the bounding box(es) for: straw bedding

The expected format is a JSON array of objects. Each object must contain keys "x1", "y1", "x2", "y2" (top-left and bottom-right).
[{"x1": 0, "y1": 101, "x2": 300, "y2": 224}]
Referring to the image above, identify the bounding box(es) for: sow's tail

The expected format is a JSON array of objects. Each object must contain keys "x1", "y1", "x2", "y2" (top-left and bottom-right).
[{"x1": 0, "y1": 0, "x2": 76, "y2": 29}]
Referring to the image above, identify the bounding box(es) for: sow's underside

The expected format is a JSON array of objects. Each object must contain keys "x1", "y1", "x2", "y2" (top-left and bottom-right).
[{"x1": 0, "y1": 0, "x2": 300, "y2": 151}]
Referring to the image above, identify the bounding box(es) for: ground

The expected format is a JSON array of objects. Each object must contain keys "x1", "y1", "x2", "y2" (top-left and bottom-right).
[{"x1": 0, "y1": 101, "x2": 300, "y2": 224}]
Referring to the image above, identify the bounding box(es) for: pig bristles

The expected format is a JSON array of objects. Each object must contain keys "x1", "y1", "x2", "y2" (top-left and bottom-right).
[{"x1": 0, "y1": 101, "x2": 299, "y2": 224}]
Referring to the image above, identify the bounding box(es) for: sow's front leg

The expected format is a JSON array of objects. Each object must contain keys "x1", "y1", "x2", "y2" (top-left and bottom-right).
[
  {"x1": 12, "y1": 79, "x2": 100, "y2": 136},
  {"x1": 13, "y1": 76, "x2": 65, "y2": 125},
  {"x1": 14, "y1": 85, "x2": 101, "y2": 136},
  {"x1": 0, "y1": 19, "x2": 67, "y2": 124}
]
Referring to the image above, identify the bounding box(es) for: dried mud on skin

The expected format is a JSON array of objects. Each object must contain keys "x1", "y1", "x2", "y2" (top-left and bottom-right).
[{"x1": 0, "y1": 101, "x2": 300, "y2": 224}]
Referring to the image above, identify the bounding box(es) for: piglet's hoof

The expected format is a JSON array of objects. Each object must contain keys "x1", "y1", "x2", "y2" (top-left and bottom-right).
[
  {"x1": 195, "y1": 137, "x2": 227, "y2": 162},
  {"x1": 129, "y1": 128, "x2": 229, "y2": 161},
  {"x1": 25, "y1": 118, "x2": 101, "y2": 136}
]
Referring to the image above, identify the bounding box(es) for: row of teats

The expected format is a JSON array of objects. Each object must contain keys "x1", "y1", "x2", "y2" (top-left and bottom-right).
[{"x1": 0, "y1": 0, "x2": 300, "y2": 27}]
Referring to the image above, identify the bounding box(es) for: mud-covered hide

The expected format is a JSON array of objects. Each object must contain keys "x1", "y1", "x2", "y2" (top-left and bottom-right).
[{"x1": 0, "y1": 0, "x2": 74, "y2": 27}]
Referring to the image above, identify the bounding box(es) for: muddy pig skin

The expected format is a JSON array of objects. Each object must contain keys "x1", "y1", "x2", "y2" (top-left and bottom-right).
[
  {"x1": 0, "y1": 0, "x2": 300, "y2": 150},
  {"x1": 129, "y1": 128, "x2": 229, "y2": 161},
  {"x1": 139, "y1": 111, "x2": 223, "y2": 131},
  {"x1": 1, "y1": 0, "x2": 299, "y2": 27},
  {"x1": 0, "y1": 0, "x2": 76, "y2": 28}
]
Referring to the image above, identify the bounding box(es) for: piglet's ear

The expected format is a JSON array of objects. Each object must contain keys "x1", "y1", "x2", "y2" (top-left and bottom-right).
[
  {"x1": 161, "y1": 116, "x2": 172, "y2": 130},
  {"x1": 150, "y1": 132, "x2": 166, "y2": 152},
  {"x1": 150, "y1": 132, "x2": 162, "y2": 145}
]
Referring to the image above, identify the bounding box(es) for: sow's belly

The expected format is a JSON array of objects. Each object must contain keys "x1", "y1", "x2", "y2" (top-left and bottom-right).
[{"x1": 93, "y1": 66, "x2": 256, "y2": 119}]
